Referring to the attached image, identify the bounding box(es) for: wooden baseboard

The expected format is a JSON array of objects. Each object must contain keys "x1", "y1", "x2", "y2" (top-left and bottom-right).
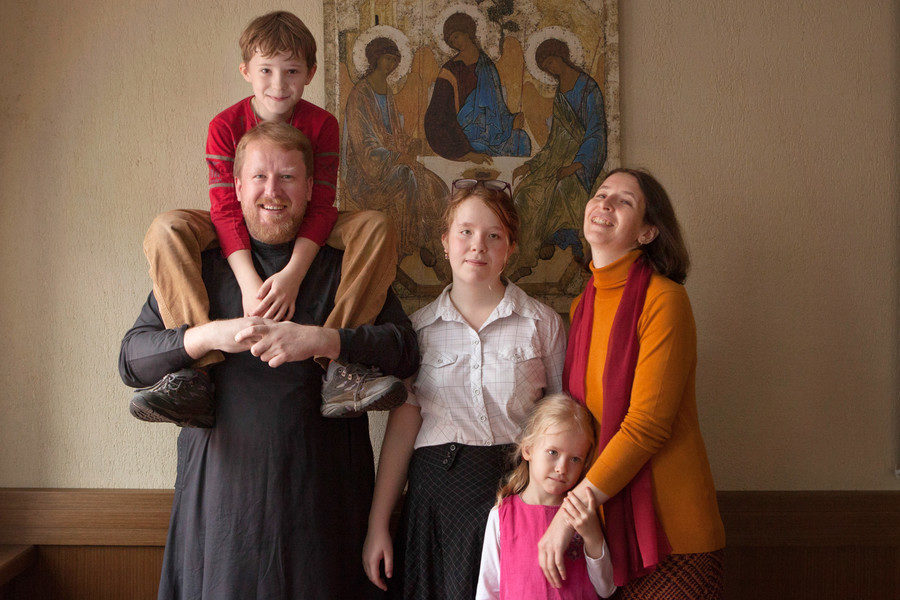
[
  {"x1": 1, "y1": 488, "x2": 898, "y2": 548},
  {"x1": 0, "y1": 488, "x2": 897, "y2": 600}
]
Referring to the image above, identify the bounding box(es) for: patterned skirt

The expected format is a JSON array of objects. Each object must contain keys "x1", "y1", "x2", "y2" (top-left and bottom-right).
[
  {"x1": 612, "y1": 550, "x2": 725, "y2": 600},
  {"x1": 389, "y1": 443, "x2": 515, "y2": 600}
]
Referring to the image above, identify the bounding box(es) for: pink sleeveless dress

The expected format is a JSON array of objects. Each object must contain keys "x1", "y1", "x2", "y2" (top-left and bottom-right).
[{"x1": 498, "y1": 495, "x2": 598, "y2": 599}]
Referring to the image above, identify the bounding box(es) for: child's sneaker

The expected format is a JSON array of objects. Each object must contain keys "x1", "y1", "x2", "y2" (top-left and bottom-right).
[
  {"x1": 129, "y1": 368, "x2": 215, "y2": 428},
  {"x1": 320, "y1": 361, "x2": 406, "y2": 418}
]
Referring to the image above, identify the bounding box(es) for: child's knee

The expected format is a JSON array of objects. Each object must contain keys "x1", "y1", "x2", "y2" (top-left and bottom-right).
[
  {"x1": 357, "y1": 210, "x2": 398, "y2": 248},
  {"x1": 147, "y1": 210, "x2": 194, "y2": 240},
  {"x1": 143, "y1": 209, "x2": 205, "y2": 256}
]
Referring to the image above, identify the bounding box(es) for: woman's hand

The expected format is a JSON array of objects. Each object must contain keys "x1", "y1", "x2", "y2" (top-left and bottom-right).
[
  {"x1": 561, "y1": 490, "x2": 605, "y2": 559},
  {"x1": 362, "y1": 526, "x2": 393, "y2": 591},
  {"x1": 537, "y1": 506, "x2": 576, "y2": 588}
]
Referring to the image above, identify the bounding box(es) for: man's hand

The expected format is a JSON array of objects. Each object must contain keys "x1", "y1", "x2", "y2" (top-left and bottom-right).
[
  {"x1": 252, "y1": 269, "x2": 300, "y2": 321},
  {"x1": 183, "y1": 317, "x2": 266, "y2": 359},
  {"x1": 235, "y1": 321, "x2": 340, "y2": 368}
]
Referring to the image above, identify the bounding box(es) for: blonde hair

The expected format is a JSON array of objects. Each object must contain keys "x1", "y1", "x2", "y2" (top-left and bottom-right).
[
  {"x1": 233, "y1": 121, "x2": 313, "y2": 180},
  {"x1": 239, "y1": 11, "x2": 317, "y2": 68},
  {"x1": 496, "y1": 393, "x2": 597, "y2": 504}
]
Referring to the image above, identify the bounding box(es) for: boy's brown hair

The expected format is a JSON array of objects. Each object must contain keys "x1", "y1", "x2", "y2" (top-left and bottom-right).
[{"x1": 239, "y1": 11, "x2": 317, "y2": 69}]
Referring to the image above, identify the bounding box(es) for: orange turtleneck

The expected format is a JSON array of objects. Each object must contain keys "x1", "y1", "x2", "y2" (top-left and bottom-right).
[{"x1": 575, "y1": 250, "x2": 725, "y2": 553}]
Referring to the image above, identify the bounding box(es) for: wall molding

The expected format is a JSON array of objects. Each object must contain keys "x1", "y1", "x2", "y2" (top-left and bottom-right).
[
  {"x1": 0, "y1": 488, "x2": 897, "y2": 548},
  {"x1": 0, "y1": 489, "x2": 172, "y2": 546}
]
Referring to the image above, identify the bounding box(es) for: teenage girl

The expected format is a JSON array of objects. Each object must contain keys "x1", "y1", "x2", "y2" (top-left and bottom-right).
[
  {"x1": 476, "y1": 393, "x2": 615, "y2": 599},
  {"x1": 363, "y1": 179, "x2": 567, "y2": 600}
]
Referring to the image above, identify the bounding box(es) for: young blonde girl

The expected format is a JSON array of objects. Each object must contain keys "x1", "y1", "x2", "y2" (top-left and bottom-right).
[{"x1": 476, "y1": 394, "x2": 615, "y2": 599}]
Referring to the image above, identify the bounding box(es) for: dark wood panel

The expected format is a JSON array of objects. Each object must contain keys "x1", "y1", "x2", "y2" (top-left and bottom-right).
[
  {"x1": 717, "y1": 490, "x2": 900, "y2": 546},
  {"x1": 0, "y1": 546, "x2": 35, "y2": 587},
  {"x1": 724, "y1": 545, "x2": 899, "y2": 600},
  {"x1": 0, "y1": 488, "x2": 897, "y2": 599},
  {"x1": 3, "y1": 546, "x2": 164, "y2": 600}
]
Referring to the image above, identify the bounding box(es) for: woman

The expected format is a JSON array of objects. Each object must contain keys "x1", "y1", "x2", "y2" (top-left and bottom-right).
[
  {"x1": 511, "y1": 38, "x2": 607, "y2": 277},
  {"x1": 539, "y1": 169, "x2": 725, "y2": 598},
  {"x1": 341, "y1": 36, "x2": 448, "y2": 269},
  {"x1": 424, "y1": 13, "x2": 530, "y2": 161},
  {"x1": 363, "y1": 180, "x2": 566, "y2": 599}
]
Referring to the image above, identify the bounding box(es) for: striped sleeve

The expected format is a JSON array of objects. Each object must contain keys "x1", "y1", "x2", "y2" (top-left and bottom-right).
[
  {"x1": 294, "y1": 113, "x2": 339, "y2": 246},
  {"x1": 207, "y1": 115, "x2": 250, "y2": 257}
]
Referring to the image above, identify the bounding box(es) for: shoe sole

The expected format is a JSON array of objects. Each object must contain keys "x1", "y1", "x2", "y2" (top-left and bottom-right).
[
  {"x1": 320, "y1": 379, "x2": 407, "y2": 419},
  {"x1": 129, "y1": 399, "x2": 215, "y2": 428}
]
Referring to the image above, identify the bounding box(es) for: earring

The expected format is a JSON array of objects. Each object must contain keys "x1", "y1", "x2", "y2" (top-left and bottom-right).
[{"x1": 444, "y1": 252, "x2": 449, "y2": 260}]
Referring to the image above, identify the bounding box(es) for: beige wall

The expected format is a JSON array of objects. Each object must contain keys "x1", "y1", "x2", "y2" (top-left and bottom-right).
[{"x1": 0, "y1": 0, "x2": 895, "y2": 490}]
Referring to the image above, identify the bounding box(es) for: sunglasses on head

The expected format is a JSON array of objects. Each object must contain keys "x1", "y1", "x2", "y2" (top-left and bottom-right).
[{"x1": 451, "y1": 178, "x2": 512, "y2": 197}]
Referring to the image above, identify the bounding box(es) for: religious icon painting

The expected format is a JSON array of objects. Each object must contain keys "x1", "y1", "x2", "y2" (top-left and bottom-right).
[{"x1": 323, "y1": 0, "x2": 620, "y2": 312}]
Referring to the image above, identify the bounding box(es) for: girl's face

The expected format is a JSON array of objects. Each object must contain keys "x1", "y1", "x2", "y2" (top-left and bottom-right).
[
  {"x1": 583, "y1": 172, "x2": 657, "y2": 263},
  {"x1": 441, "y1": 197, "x2": 514, "y2": 288},
  {"x1": 522, "y1": 426, "x2": 592, "y2": 505}
]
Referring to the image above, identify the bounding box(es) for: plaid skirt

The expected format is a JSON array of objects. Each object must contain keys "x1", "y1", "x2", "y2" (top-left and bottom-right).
[
  {"x1": 612, "y1": 550, "x2": 725, "y2": 600},
  {"x1": 389, "y1": 443, "x2": 515, "y2": 600}
]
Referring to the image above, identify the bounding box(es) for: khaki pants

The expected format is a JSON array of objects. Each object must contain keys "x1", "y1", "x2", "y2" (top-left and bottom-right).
[{"x1": 143, "y1": 209, "x2": 399, "y2": 367}]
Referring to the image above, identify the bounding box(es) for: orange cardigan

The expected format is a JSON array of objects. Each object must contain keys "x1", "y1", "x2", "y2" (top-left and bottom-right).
[{"x1": 576, "y1": 250, "x2": 725, "y2": 553}]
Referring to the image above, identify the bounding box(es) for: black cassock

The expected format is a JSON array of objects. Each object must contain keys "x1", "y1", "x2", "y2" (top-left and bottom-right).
[{"x1": 120, "y1": 239, "x2": 419, "y2": 600}]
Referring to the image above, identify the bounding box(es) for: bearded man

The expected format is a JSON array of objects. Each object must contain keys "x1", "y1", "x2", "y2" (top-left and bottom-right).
[{"x1": 119, "y1": 121, "x2": 418, "y2": 600}]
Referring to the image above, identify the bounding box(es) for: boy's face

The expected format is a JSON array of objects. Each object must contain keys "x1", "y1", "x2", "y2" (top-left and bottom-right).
[{"x1": 240, "y1": 51, "x2": 316, "y2": 122}]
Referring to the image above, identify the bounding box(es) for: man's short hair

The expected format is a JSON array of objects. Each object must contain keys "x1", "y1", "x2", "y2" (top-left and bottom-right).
[
  {"x1": 239, "y1": 11, "x2": 317, "y2": 69},
  {"x1": 233, "y1": 121, "x2": 314, "y2": 179}
]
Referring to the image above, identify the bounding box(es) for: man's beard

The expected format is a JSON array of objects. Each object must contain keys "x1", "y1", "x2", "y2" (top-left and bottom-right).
[{"x1": 242, "y1": 199, "x2": 306, "y2": 245}]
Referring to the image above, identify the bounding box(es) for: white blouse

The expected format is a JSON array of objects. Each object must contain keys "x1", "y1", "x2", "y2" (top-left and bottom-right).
[{"x1": 408, "y1": 283, "x2": 566, "y2": 449}]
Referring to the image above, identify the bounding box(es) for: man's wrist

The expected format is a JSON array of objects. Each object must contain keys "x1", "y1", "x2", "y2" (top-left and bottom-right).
[
  {"x1": 183, "y1": 323, "x2": 214, "y2": 359},
  {"x1": 318, "y1": 327, "x2": 340, "y2": 361}
]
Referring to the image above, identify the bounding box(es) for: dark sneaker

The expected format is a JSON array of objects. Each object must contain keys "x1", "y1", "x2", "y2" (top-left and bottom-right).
[
  {"x1": 129, "y1": 368, "x2": 215, "y2": 428},
  {"x1": 320, "y1": 362, "x2": 407, "y2": 418}
]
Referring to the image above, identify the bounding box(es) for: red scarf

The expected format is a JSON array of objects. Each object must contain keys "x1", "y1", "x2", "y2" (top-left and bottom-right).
[{"x1": 563, "y1": 254, "x2": 672, "y2": 586}]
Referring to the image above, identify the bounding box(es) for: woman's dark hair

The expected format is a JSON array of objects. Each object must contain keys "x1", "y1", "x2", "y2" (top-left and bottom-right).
[
  {"x1": 442, "y1": 13, "x2": 477, "y2": 46},
  {"x1": 534, "y1": 38, "x2": 578, "y2": 74},
  {"x1": 605, "y1": 167, "x2": 691, "y2": 284},
  {"x1": 364, "y1": 37, "x2": 401, "y2": 77}
]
